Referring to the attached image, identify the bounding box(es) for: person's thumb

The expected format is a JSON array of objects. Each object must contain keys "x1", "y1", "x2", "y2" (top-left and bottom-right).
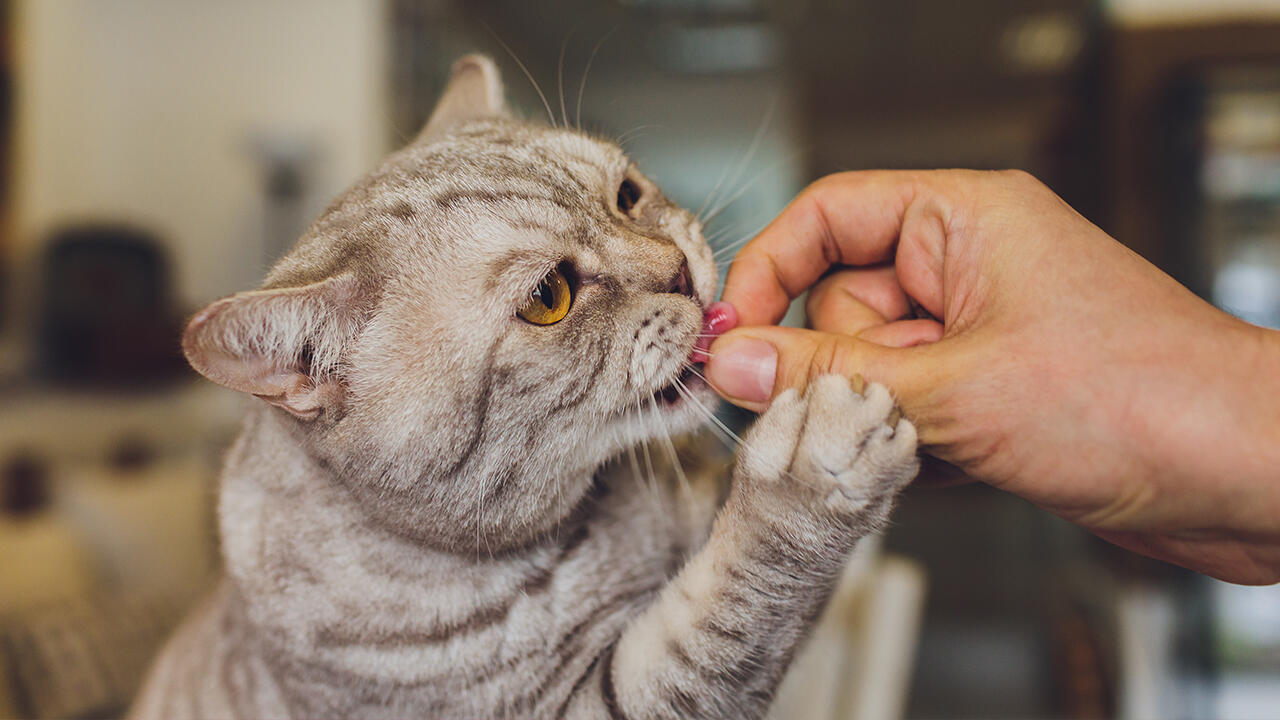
[{"x1": 704, "y1": 325, "x2": 923, "y2": 414}]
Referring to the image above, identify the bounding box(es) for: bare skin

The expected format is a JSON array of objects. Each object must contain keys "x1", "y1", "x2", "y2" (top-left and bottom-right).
[{"x1": 707, "y1": 169, "x2": 1280, "y2": 585}]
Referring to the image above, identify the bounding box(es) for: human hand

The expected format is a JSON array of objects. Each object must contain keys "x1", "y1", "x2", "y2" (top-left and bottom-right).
[{"x1": 707, "y1": 170, "x2": 1280, "y2": 584}]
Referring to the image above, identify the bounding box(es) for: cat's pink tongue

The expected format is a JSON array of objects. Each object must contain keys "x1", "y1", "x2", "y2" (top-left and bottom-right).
[{"x1": 691, "y1": 302, "x2": 739, "y2": 363}]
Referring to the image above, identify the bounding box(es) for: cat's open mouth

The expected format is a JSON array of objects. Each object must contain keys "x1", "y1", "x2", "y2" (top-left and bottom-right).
[
  {"x1": 652, "y1": 302, "x2": 738, "y2": 406},
  {"x1": 654, "y1": 366, "x2": 704, "y2": 405}
]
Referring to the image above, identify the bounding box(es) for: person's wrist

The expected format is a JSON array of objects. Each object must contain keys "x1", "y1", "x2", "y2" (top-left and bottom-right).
[
  {"x1": 1250, "y1": 323, "x2": 1280, "y2": 473},
  {"x1": 1181, "y1": 316, "x2": 1280, "y2": 534}
]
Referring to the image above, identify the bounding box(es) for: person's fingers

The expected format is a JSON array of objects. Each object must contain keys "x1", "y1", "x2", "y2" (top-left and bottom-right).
[
  {"x1": 704, "y1": 324, "x2": 934, "y2": 417},
  {"x1": 857, "y1": 319, "x2": 945, "y2": 348},
  {"x1": 804, "y1": 268, "x2": 944, "y2": 347},
  {"x1": 805, "y1": 265, "x2": 912, "y2": 331},
  {"x1": 805, "y1": 279, "x2": 888, "y2": 337},
  {"x1": 721, "y1": 171, "x2": 931, "y2": 327}
]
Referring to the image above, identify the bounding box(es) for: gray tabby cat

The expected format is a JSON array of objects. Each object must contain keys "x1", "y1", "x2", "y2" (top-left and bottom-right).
[{"x1": 130, "y1": 55, "x2": 919, "y2": 720}]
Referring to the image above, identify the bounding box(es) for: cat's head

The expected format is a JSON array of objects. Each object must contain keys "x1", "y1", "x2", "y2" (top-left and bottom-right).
[{"x1": 184, "y1": 56, "x2": 721, "y2": 551}]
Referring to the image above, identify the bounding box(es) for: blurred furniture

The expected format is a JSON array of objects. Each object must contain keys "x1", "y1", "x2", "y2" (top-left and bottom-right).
[
  {"x1": 36, "y1": 225, "x2": 185, "y2": 386},
  {"x1": 789, "y1": 0, "x2": 1104, "y2": 219},
  {"x1": 0, "y1": 381, "x2": 241, "y2": 718},
  {"x1": 771, "y1": 539, "x2": 927, "y2": 720},
  {"x1": 1104, "y1": 21, "x2": 1280, "y2": 274}
]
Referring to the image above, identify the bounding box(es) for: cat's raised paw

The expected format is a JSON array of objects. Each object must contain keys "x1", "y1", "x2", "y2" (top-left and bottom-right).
[{"x1": 737, "y1": 374, "x2": 919, "y2": 518}]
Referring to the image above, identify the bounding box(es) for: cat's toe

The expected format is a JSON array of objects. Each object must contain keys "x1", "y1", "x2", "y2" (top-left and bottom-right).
[
  {"x1": 736, "y1": 387, "x2": 807, "y2": 482},
  {"x1": 794, "y1": 376, "x2": 919, "y2": 512}
]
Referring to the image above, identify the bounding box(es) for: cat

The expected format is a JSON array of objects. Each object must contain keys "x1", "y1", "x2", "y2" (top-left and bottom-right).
[{"x1": 129, "y1": 55, "x2": 920, "y2": 720}]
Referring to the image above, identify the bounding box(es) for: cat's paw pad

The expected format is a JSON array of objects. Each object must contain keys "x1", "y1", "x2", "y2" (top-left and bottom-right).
[
  {"x1": 738, "y1": 374, "x2": 918, "y2": 515},
  {"x1": 795, "y1": 375, "x2": 918, "y2": 511}
]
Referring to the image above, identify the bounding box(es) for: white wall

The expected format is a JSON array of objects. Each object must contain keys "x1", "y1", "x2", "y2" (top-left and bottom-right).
[
  {"x1": 1107, "y1": 0, "x2": 1280, "y2": 25},
  {"x1": 13, "y1": 0, "x2": 389, "y2": 305}
]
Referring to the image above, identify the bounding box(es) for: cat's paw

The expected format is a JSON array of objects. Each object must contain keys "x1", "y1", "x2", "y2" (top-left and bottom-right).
[{"x1": 736, "y1": 374, "x2": 918, "y2": 519}]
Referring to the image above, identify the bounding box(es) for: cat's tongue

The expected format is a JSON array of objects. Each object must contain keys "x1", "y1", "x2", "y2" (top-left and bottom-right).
[{"x1": 691, "y1": 302, "x2": 739, "y2": 364}]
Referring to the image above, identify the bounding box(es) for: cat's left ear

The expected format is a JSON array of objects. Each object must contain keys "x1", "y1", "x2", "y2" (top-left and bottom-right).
[
  {"x1": 415, "y1": 54, "x2": 508, "y2": 145},
  {"x1": 182, "y1": 274, "x2": 363, "y2": 421}
]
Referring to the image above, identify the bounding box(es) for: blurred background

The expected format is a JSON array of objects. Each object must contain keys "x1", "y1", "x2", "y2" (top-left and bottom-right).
[{"x1": 1, "y1": 1, "x2": 1279, "y2": 718}]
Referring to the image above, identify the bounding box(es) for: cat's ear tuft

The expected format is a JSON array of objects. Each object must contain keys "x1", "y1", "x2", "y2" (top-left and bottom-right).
[
  {"x1": 415, "y1": 54, "x2": 507, "y2": 145},
  {"x1": 182, "y1": 274, "x2": 363, "y2": 421}
]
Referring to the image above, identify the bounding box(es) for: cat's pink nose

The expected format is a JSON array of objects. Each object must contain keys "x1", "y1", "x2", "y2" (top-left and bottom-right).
[{"x1": 691, "y1": 302, "x2": 738, "y2": 363}]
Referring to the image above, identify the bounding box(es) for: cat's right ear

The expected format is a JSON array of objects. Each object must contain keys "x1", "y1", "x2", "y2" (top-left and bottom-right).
[
  {"x1": 414, "y1": 54, "x2": 508, "y2": 145},
  {"x1": 182, "y1": 274, "x2": 363, "y2": 421}
]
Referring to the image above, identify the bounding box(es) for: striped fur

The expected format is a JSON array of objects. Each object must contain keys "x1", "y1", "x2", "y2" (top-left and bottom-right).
[{"x1": 132, "y1": 56, "x2": 919, "y2": 719}]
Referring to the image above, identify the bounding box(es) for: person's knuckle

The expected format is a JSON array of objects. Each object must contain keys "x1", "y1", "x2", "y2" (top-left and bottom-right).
[
  {"x1": 800, "y1": 333, "x2": 851, "y2": 386},
  {"x1": 999, "y1": 168, "x2": 1043, "y2": 190}
]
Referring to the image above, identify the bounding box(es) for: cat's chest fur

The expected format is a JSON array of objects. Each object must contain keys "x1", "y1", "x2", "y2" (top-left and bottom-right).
[{"x1": 139, "y1": 405, "x2": 722, "y2": 719}]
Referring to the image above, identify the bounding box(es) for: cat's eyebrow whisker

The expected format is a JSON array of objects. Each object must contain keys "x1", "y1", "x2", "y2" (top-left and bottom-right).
[
  {"x1": 576, "y1": 25, "x2": 617, "y2": 131},
  {"x1": 615, "y1": 124, "x2": 664, "y2": 147},
  {"x1": 702, "y1": 146, "x2": 809, "y2": 227},
  {"x1": 704, "y1": 223, "x2": 747, "y2": 249},
  {"x1": 557, "y1": 27, "x2": 576, "y2": 129},
  {"x1": 481, "y1": 21, "x2": 557, "y2": 127},
  {"x1": 697, "y1": 96, "x2": 778, "y2": 223},
  {"x1": 713, "y1": 229, "x2": 762, "y2": 258}
]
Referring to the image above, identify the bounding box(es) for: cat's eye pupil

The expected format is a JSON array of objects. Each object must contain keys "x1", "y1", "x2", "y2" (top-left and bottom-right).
[
  {"x1": 617, "y1": 178, "x2": 641, "y2": 213},
  {"x1": 537, "y1": 282, "x2": 554, "y2": 308}
]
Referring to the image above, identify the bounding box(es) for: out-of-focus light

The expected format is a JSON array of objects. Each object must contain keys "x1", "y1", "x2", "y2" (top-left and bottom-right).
[{"x1": 999, "y1": 12, "x2": 1084, "y2": 75}]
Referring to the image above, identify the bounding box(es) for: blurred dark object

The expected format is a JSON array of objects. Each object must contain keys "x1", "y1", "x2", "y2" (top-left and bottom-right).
[
  {"x1": 36, "y1": 225, "x2": 186, "y2": 386},
  {"x1": 1106, "y1": 21, "x2": 1280, "y2": 273},
  {"x1": 109, "y1": 435, "x2": 156, "y2": 475},
  {"x1": 1159, "y1": 64, "x2": 1280, "y2": 327},
  {"x1": 1, "y1": 452, "x2": 49, "y2": 517},
  {"x1": 792, "y1": 0, "x2": 1105, "y2": 221}
]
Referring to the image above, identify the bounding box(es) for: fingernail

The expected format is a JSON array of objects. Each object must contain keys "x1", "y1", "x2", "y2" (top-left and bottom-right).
[{"x1": 706, "y1": 337, "x2": 777, "y2": 403}]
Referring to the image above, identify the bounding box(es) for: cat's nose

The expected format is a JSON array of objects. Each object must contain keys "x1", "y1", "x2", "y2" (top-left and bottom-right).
[{"x1": 666, "y1": 259, "x2": 695, "y2": 300}]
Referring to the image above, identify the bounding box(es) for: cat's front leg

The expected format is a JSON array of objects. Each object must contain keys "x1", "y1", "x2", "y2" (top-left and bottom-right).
[{"x1": 565, "y1": 374, "x2": 919, "y2": 720}]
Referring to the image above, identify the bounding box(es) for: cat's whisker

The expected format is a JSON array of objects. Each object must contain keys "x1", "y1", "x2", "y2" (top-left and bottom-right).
[
  {"x1": 634, "y1": 391, "x2": 662, "y2": 505},
  {"x1": 712, "y1": 230, "x2": 760, "y2": 258},
  {"x1": 673, "y1": 378, "x2": 746, "y2": 447},
  {"x1": 615, "y1": 124, "x2": 663, "y2": 147},
  {"x1": 695, "y1": 160, "x2": 739, "y2": 224},
  {"x1": 702, "y1": 146, "x2": 809, "y2": 227},
  {"x1": 556, "y1": 27, "x2": 576, "y2": 129},
  {"x1": 481, "y1": 21, "x2": 557, "y2": 127},
  {"x1": 697, "y1": 96, "x2": 777, "y2": 223},
  {"x1": 650, "y1": 396, "x2": 694, "y2": 505},
  {"x1": 675, "y1": 377, "x2": 822, "y2": 491},
  {"x1": 685, "y1": 366, "x2": 711, "y2": 384},
  {"x1": 576, "y1": 25, "x2": 617, "y2": 131},
  {"x1": 704, "y1": 222, "x2": 747, "y2": 248}
]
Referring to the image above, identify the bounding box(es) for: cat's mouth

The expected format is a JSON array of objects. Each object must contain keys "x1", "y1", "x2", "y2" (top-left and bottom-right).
[
  {"x1": 652, "y1": 302, "x2": 738, "y2": 407},
  {"x1": 653, "y1": 365, "x2": 704, "y2": 405}
]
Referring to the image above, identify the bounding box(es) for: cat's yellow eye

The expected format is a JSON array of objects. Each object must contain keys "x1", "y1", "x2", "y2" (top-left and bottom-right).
[{"x1": 517, "y1": 268, "x2": 573, "y2": 325}]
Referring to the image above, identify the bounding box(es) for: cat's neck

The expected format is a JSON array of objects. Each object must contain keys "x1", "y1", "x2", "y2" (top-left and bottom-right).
[{"x1": 217, "y1": 405, "x2": 593, "y2": 644}]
